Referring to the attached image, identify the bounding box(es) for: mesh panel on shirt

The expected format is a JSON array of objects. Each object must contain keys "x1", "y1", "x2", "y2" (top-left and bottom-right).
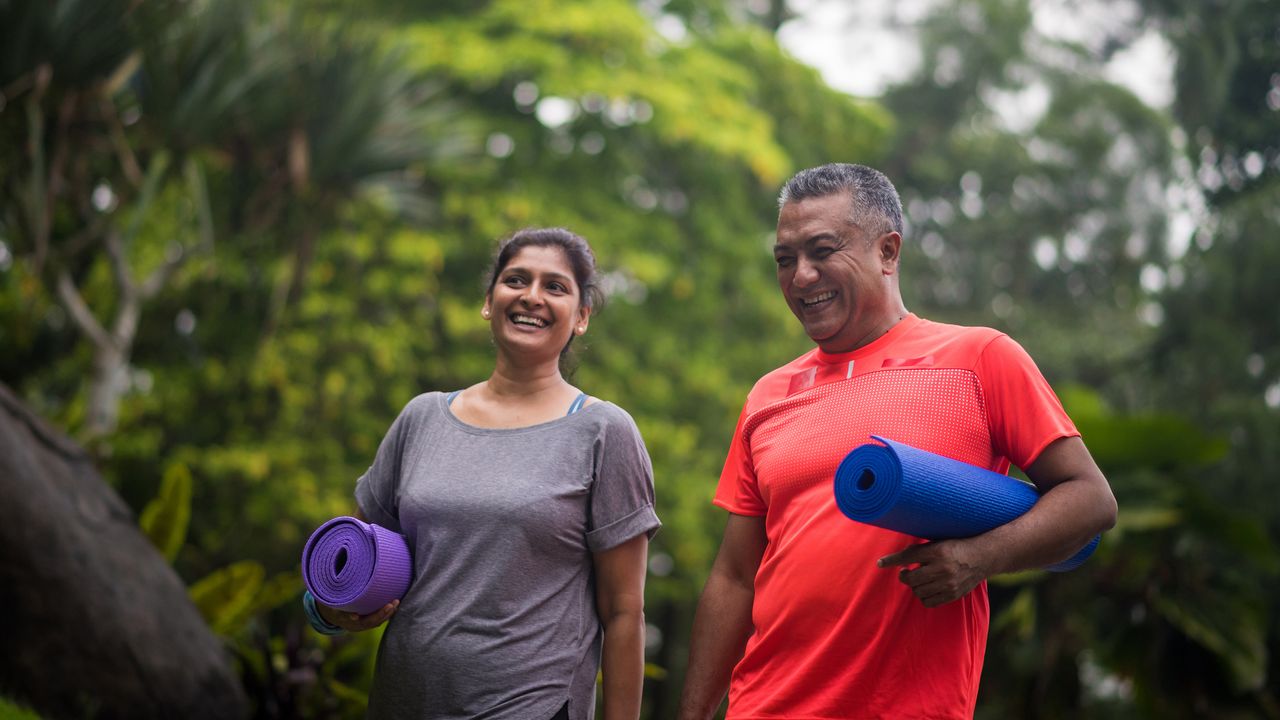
[{"x1": 743, "y1": 367, "x2": 996, "y2": 505}]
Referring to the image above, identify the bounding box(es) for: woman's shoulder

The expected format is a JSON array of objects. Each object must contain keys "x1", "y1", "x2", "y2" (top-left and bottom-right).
[
  {"x1": 580, "y1": 398, "x2": 643, "y2": 434},
  {"x1": 395, "y1": 390, "x2": 448, "y2": 423}
]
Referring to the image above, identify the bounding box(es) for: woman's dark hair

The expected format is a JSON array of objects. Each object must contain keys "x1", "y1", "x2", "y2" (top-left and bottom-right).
[
  {"x1": 484, "y1": 227, "x2": 605, "y2": 364},
  {"x1": 485, "y1": 227, "x2": 605, "y2": 310}
]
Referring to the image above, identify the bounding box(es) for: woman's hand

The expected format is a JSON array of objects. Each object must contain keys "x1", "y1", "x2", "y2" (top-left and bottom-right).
[{"x1": 317, "y1": 599, "x2": 400, "y2": 632}]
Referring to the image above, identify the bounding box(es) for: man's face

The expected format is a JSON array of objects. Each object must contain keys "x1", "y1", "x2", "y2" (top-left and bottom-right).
[{"x1": 774, "y1": 193, "x2": 900, "y2": 353}]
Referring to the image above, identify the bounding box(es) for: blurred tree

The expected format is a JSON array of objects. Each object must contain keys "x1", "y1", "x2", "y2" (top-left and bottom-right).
[
  {"x1": 1133, "y1": 0, "x2": 1280, "y2": 715},
  {"x1": 0, "y1": 0, "x2": 464, "y2": 437},
  {"x1": 871, "y1": 0, "x2": 1177, "y2": 404}
]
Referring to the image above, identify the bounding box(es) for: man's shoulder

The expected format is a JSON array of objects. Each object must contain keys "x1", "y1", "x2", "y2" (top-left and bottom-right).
[
  {"x1": 901, "y1": 315, "x2": 1007, "y2": 358},
  {"x1": 910, "y1": 315, "x2": 1004, "y2": 342}
]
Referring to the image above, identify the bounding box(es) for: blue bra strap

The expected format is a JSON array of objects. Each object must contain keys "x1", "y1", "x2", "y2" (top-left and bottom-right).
[{"x1": 446, "y1": 390, "x2": 461, "y2": 406}]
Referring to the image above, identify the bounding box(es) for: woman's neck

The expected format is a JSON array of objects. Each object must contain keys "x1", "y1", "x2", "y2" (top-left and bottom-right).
[{"x1": 485, "y1": 356, "x2": 568, "y2": 399}]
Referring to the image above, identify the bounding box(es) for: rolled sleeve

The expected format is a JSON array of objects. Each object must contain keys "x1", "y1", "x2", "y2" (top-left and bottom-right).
[
  {"x1": 586, "y1": 503, "x2": 661, "y2": 552},
  {"x1": 587, "y1": 405, "x2": 661, "y2": 552}
]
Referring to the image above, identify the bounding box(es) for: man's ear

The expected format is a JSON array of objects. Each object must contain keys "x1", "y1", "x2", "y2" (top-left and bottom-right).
[{"x1": 879, "y1": 231, "x2": 902, "y2": 272}]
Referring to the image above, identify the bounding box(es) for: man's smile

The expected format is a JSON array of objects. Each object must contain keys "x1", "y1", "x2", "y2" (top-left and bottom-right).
[{"x1": 800, "y1": 290, "x2": 837, "y2": 309}]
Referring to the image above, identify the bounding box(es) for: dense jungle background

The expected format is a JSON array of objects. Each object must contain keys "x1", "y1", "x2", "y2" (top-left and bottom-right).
[{"x1": 1, "y1": 0, "x2": 1278, "y2": 717}]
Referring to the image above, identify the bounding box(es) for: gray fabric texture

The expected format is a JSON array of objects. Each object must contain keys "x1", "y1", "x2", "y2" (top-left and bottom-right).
[{"x1": 355, "y1": 392, "x2": 660, "y2": 720}]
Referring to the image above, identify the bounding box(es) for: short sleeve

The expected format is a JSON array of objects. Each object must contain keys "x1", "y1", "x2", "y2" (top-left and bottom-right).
[
  {"x1": 354, "y1": 397, "x2": 422, "y2": 534},
  {"x1": 976, "y1": 334, "x2": 1079, "y2": 470},
  {"x1": 586, "y1": 407, "x2": 661, "y2": 552},
  {"x1": 712, "y1": 402, "x2": 767, "y2": 516}
]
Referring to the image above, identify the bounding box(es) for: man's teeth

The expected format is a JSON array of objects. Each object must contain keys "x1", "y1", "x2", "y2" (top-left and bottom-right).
[
  {"x1": 511, "y1": 314, "x2": 548, "y2": 327},
  {"x1": 803, "y1": 291, "x2": 836, "y2": 307}
]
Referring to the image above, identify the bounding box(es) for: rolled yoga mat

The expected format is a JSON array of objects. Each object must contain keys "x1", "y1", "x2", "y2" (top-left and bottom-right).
[
  {"x1": 301, "y1": 516, "x2": 413, "y2": 615},
  {"x1": 833, "y1": 436, "x2": 1099, "y2": 572}
]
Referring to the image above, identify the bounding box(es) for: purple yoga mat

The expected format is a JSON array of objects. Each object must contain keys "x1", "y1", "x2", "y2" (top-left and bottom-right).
[{"x1": 301, "y1": 516, "x2": 413, "y2": 615}]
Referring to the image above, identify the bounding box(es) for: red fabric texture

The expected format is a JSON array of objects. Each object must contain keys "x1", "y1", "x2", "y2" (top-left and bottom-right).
[{"x1": 713, "y1": 314, "x2": 1078, "y2": 719}]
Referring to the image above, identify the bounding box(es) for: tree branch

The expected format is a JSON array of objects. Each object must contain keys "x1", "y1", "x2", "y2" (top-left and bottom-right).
[
  {"x1": 103, "y1": 231, "x2": 138, "y2": 302},
  {"x1": 101, "y1": 96, "x2": 144, "y2": 187},
  {"x1": 56, "y1": 272, "x2": 115, "y2": 353}
]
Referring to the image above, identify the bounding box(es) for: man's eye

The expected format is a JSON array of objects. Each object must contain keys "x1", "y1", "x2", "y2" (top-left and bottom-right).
[{"x1": 814, "y1": 247, "x2": 834, "y2": 259}]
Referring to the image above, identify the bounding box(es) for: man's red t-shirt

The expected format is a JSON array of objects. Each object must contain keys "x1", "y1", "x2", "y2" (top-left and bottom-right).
[{"x1": 713, "y1": 314, "x2": 1078, "y2": 719}]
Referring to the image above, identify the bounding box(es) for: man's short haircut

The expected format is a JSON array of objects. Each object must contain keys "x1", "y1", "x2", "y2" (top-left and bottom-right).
[{"x1": 777, "y1": 163, "x2": 904, "y2": 238}]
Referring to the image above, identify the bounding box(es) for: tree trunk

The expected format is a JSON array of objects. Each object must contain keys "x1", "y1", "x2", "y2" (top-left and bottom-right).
[
  {"x1": 86, "y1": 343, "x2": 130, "y2": 437},
  {"x1": 0, "y1": 382, "x2": 247, "y2": 720}
]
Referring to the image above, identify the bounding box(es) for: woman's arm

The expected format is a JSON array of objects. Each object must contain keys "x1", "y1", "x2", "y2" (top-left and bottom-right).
[{"x1": 593, "y1": 534, "x2": 650, "y2": 720}]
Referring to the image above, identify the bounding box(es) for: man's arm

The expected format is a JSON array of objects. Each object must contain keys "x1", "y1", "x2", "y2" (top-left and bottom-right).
[
  {"x1": 678, "y1": 513, "x2": 767, "y2": 720},
  {"x1": 878, "y1": 435, "x2": 1117, "y2": 607}
]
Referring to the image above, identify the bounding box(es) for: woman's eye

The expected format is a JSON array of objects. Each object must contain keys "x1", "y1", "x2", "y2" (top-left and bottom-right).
[{"x1": 775, "y1": 256, "x2": 794, "y2": 267}]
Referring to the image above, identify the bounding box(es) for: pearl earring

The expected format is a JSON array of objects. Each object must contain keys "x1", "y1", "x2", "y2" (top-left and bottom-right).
[{"x1": 482, "y1": 309, "x2": 490, "y2": 319}]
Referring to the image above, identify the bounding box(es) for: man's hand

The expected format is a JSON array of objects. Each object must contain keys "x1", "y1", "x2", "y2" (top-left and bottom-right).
[
  {"x1": 318, "y1": 599, "x2": 399, "y2": 632},
  {"x1": 877, "y1": 540, "x2": 987, "y2": 608}
]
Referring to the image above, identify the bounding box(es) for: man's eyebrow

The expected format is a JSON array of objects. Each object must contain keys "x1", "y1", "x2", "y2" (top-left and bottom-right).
[{"x1": 774, "y1": 233, "x2": 838, "y2": 252}]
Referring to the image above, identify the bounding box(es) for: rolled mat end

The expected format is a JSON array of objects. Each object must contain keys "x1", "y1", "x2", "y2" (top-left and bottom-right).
[{"x1": 301, "y1": 516, "x2": 413, "y2": 615}]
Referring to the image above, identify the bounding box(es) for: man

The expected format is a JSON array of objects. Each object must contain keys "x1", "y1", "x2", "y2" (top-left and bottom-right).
[{"x1": 678, "y1": 163, "x2": 1117, "y2": 720}]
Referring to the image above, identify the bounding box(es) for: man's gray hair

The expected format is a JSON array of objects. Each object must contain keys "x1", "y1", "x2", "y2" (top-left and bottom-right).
[{"x1": 777, "y1": 163, "x2": 903, "y2": 237}]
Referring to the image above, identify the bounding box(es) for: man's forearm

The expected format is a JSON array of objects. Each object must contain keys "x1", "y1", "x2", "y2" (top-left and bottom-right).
[{"x1": 678, "y1": 572, "x2": 755, "y2": 720}]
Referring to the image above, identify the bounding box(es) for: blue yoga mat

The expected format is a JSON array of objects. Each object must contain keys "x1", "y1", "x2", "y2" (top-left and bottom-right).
[{"x1": 832, "y1": 436, "x2": 1099, "y2": 572}]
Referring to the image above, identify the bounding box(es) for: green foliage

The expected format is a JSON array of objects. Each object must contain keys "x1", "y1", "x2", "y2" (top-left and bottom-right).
[
  {"x1": 3, "y1": 0, "x2": 1278, "y2": 718},
  {"x1": 982, "y1": 387, "x2": 1278, "y2": 718},
  {"x1": 139, "y1": 460, "x2": 193, "y2": 563},
  {"x1": 0, "y1": 697, "x2": 43, "y2": 720},
  {"x1": 1059, "y1": 384, "x2": 1228, "y2": 473},
  {"x1": 190, "y1": 560, "x2": 267, "y2": 636}
]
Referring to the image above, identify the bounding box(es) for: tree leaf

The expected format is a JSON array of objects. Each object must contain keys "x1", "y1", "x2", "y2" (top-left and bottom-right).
[
  {"x1": 188, "y1": 560, "x2": 265, "y2": 636},
  {"x1": 138, "y1": 461, "x2": 192, "y2": 563}
]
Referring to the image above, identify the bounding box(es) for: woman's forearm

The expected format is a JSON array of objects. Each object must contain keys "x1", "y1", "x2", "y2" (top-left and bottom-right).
[{"x1": 599, "y1": 608, "x2": 646, "y2": 720}]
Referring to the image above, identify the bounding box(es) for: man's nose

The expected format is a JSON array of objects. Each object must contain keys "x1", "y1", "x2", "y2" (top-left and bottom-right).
[{"x1": 793, "y1": 258, "x2": 820, "y2": 287}]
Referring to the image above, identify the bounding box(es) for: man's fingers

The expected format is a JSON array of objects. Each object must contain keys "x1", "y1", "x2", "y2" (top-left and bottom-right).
[{"x1": 878, "y1": 543, "x2": 923, "y2": 568}]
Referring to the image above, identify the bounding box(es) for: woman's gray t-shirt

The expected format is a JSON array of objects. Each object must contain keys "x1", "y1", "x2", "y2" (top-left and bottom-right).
[{"x1": 355, "y1": 392, "x2": 660, "y2": 720}]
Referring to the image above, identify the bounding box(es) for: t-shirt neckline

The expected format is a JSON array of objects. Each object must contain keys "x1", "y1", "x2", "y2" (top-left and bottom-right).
[
  {"x1": 438, "y1": 392, "x2": 604, "y2": 435},
  {"x1": 813, "y1": 313, "x2": 920, "y2": 365}
]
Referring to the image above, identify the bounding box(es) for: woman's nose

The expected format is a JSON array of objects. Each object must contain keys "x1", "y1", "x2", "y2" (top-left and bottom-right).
[{"x1": 521, "y1": 283, "x2": 544, "y2": 305}]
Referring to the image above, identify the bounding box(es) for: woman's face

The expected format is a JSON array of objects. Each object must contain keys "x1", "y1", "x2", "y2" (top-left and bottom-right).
[{"x1": 483, "y1": 245, "x2": 590, "y2": 363}]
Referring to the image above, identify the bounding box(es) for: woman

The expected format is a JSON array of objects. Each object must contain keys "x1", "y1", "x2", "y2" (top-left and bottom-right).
[{"x1": 304, "y1": 228, "x2": 660, "y2": 720}]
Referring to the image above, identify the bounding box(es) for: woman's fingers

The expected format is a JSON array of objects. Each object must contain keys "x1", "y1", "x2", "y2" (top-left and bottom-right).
[{"x1": 326, "y1": 599, "x2": 400, "y2": 632}]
